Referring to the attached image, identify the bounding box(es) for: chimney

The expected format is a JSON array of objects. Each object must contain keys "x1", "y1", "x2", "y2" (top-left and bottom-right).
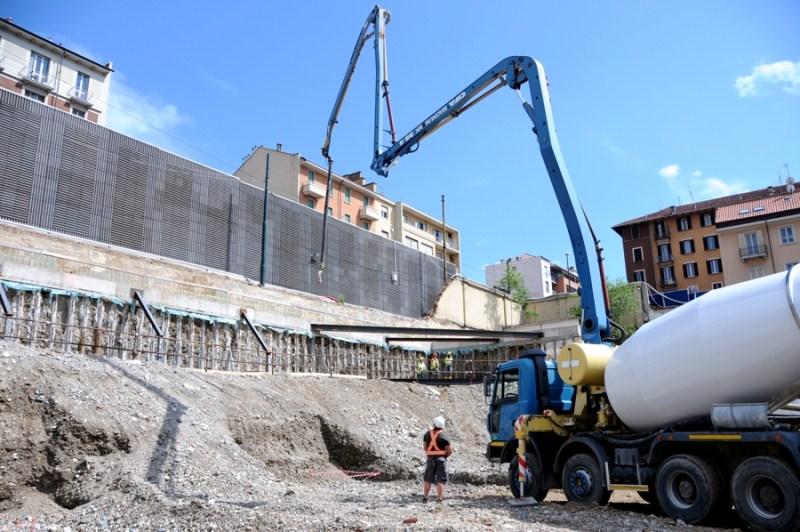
[
  {"x1": 365, "y1": 182, "x2": 378, "y2": 192},
  {"x1": 276, "y1": 143, "x2": 282, "y2": 152}
]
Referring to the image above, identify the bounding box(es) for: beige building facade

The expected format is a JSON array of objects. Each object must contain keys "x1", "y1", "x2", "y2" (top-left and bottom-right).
[
  {"x1": 235, "y1": 146, "x2": 461, "y2": 270},
  {"x1": 716, "y1": 190, "x2": 800, "y2": 284},
  {"x1": 0, "y1": 18, "x2": 113, "y2": 124}
]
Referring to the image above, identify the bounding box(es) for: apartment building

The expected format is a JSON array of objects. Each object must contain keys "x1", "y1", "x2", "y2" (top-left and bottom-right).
[
  {"x1": 234, "y1": 145, "x2": 461, "y2": 270},
  {"x1": 0, "y1": 17, "x2": 113, "y2": 124},
  {"x1": 613, "y1": 185, "x2": 795, "y2": 292},
  {"x1": 484, "y1": 254, "x2": 578, "y2": 299},
  {"x1": 716, "y1": 187, "x2": 800, "y2": 284}
]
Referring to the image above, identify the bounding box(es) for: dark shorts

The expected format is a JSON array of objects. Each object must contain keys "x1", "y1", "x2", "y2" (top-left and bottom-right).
[{"x1": 424, "y1": 457, "x2": 448, "y2": 484}]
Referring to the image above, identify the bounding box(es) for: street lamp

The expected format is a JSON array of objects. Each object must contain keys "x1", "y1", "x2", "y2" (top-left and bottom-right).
[{"x1": 565, "y1": 251, "x2": 572, "y2": 293}]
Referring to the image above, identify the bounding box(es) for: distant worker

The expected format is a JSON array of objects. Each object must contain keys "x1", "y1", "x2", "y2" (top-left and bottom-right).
[
  {"x1": 429, "y1": 352, "x2": 440, "y2": 375},
  {"x1": 416, "y1": 354, "x2": 426, "y2": 379},
  {"x1": 444, "y1": 352, "x2": 454, "y2": 375},
  {"x1": 422, "y1": 415, "x2": 453, "y2": 503}
]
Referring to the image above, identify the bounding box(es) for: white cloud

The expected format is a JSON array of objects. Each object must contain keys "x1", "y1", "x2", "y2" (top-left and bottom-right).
[
  {"x1": 105, "y1": 81, "x2": 186, "y2": 146},
  {"x1": 657, "y1": 164, "x2": 680, "y2": 179},
  {"x1": 698, "y1": 177, "x2": 748, "y2": 198},
  {"x1": 691, "y1": 170, "x2": 702, "y2": 178},
  {"x1": 735, "y1": 60, "x2": 800, "y2": 97}
]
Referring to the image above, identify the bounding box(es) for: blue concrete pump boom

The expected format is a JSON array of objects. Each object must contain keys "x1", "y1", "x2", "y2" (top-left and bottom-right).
[{"x1": 322, "y1": 8, "x2": 610, "y2": 343}]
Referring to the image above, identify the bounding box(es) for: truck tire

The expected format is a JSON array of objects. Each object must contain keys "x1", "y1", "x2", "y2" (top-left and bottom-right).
[
  {"x1": 731, "y1": 456, "x2": 800, "y2": 532},
  {"x1": 561, "y1": 453, "x2": 611, "y2": 505},
  {"x1": 509, "y1": 453, "x2": 548, "y2": 502},
  {"x1": 655, "y1": 454, "x2": 721, "y2": 524}
]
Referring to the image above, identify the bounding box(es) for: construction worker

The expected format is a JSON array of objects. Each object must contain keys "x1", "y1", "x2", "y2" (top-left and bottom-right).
[
  {"x1": 422, "y1": 415, "x2": 452, "y2": 503},
  {"x1": 416, "y1": 354, "x2": 426, "y2": 379},
  {"x1": 444, "y1": 352, "x2": 454, "y2": 376},
  {"x1": 429, "y1": 352, "x2": 440, "y2": 375}
]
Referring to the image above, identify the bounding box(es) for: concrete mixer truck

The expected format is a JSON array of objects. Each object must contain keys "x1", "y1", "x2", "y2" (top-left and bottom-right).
[
  {"x1": 485, "y1": 268, "x2": 800, "y2": 530},
  {"x1": 319, "y1": 6, "x2": 800, "y2": 530}
]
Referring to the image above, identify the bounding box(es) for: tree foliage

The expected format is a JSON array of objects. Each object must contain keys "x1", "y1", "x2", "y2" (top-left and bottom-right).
[
  {"x1": 499, "y1": 266, "x2": 529, "y2": 307},
  {"x1": 607, "y1": 279, "x2": 640, "y2": 332}
]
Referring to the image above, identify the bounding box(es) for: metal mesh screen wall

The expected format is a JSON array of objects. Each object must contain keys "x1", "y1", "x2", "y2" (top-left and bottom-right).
[{"x1": 0, "y1": 90, "x2": 454, "y2": 317}]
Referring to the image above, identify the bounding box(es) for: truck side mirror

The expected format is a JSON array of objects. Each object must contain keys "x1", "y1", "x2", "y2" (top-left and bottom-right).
[{"x1": 483, "y1": 374, "x2": 496, "y2": 401}]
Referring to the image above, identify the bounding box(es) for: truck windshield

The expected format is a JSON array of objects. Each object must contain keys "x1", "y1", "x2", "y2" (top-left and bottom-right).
[{"x1": 493, "y1": 369, "x2": 520, "y2": 404}]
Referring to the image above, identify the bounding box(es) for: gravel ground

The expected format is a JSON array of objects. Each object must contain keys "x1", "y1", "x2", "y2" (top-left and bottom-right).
[{"x1": 0, "y1": 340, "x2": 741, "y2": 530}]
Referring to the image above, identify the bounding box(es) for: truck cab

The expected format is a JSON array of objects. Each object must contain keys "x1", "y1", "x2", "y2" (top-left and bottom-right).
[{"x1": 486, "y1": 349, "x2": 574, "y2": 462}]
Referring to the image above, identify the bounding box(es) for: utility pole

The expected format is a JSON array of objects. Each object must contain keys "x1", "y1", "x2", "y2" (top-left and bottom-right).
[
  {"x1": 441, "y1": 194, "x2": 447, "y2": 284},
  {"x1": 259, "y1": 153, "x2": 270, "y2": 286}
]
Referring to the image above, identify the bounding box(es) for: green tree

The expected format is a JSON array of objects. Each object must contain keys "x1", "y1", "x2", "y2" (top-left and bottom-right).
[
  {"x1": 499, "y1": 266, "x2": 529, "y2": 307},
  {"x1": 607, "y1": 279, "x2": 640, "y2": 333}
]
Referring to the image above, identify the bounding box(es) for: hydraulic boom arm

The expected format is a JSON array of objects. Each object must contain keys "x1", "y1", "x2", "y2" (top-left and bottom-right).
[{"x1": 371, "y1": 56, "x2": 610, "y2": 343}]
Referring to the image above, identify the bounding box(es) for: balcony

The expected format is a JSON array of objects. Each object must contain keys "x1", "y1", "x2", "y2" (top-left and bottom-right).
[
  {"x1": 68, "y1": 87, "x2": 93, "y2": 108},
  {"x1": 654, "y1": 227, "x2": 670, "y2": 241},
  {"x1": 359, "y1": 205, "x2": 380, "y2": 221},
  {"x1": 661, "y1": 278, "x2": 677, "y2": 288},
  {"x1": 19, "y1": 68, "x2": 53, "y2": 92},
  {"x1": 302, "y1": 181, "x2": 327, "y2": 198},
  {"x1": 657, "y1": 253, "x2": 673, "y2": 264},
  {"x1": 739, "y1": 245, "x2": 768, "y2": 260}
]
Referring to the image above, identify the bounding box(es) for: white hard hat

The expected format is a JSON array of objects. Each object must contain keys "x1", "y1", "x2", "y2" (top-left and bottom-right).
[{"x1": 433, "y1": 415, "x2": 446, "y2": 429}]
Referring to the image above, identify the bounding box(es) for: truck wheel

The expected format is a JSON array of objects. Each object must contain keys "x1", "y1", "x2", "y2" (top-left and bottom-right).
[
  {"x1": 655, "y1": 454, "x2": 721, "y2": 524},
  {"x1": 561, "y1": 453, "x2": 610, "y2": 505},
  {"x1": 509, "y1": 453, "x2": 549, "y2": 502},
  {"x1": 731, "y1": 457, "x2": 800, "y2": 532}
]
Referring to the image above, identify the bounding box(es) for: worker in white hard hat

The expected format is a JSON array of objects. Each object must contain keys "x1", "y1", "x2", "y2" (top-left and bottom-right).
[{"x1": 422, "y1": 415, "x2": 453, "y2": 503}]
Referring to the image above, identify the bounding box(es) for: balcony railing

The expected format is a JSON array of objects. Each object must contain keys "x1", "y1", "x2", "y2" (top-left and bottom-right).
[
  {"x1": 359, "y1": 205, "x2": 380, "y2": 221},
  {"x1": 19, "y1": 68, "x2": 53, "y2": 91},
  {"x1": 657, "y1": 253, "x2": 673, "y2": 263},
  {"x1": 654, "y1": 227, "x2": 670, "y2": 240},
  {"x1": 739, "y1": 245, "x2": 768, "y2": 260},
  {"x1": 661, "y1": 278, "x2": 677, "y2": 288},
  {"x1": 68, "y1": 87, "x2": 93, "y2": 107},
  {"x1": 302, "y1": 181, "x2": 327, "y2": 198}
]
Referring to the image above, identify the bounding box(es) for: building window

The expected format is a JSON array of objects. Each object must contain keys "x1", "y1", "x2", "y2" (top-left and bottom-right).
[
  {"x1": 404, "y1": 236, "x2": 419, "y2": 250},
  {"x1": 632, "y1": 247, "x2": 644, "y2": 262},
  {"x1": 363, "y1": 196, "x2": 370, "y2": 207},
  {"x1": 748, "y1": 265, "x2": 767, "y2": 280},
  {"x1": 75, "y1": 72, "x2": 90, "y2": 99},
  {"x1": 24, "y1": 90, "x2": 45, "y2": 102},
  {"x1": 779, "y1": 225, "x2": 796, "y2": 245},
  {"x1": 683, "y1": 262, "x2": 698, "y2": 278},
  {"x1": 630, "y1": 224, "x2": 640, "y2": 240},
  {"x1": 327, "y1": 207, "x2": 333, "y2": 216},
  {"x1": 362, "y1": 222, "x2": 369, "y2": 230},
  {"x1": 344, "y1": 187, "x2": 351, "y2": 204},
  {"x1": 434, "y1": 229, "x2": 443, "y2": 242},
  {"x1": 420, "y1": 243, "x2": 434, "y2": 256},
  {"x1": 71, "y1": 108, "x2": 86, "y2": 118},
  {"x1": 742, "y1": 231, "x2": 761, "y2": 255},
  {"x1": 344, "y1": 214, "x2": 351, "y2": 223},
  {"x1": 658, "y1": 243, "x2": 672, "y2": 261},
  {"x1": 711, "y1": 282, "x2": 723, "y2": 289},
  {"x1": 655, "y1": 221, "x2": 668, "y2": 239},
  {"x1": 703, "y1": 235, "x2": 719, "y2": 250},
  {"x1": 306, "y1": 198, "x2": 315, "y2": 209},
  {"x1": 380, "y1": 206, "x2": 388, "y2": 219},
  {"x1": 707, "y1": 258, "x2": 723, "y2": 275},
  {"x1": 415, "y1": 220, "x2": 426, "y2": 231},
  {"x1": 678, "y1": 216, "x2": 692, "y2": 231},
  {"x1": 701, "y1": 212, "x2": 714, "y2": 227},
  {"x1": 29, "y1": 51, "x2": 50, "y2": 83},
  {"x1": 634, "y1": 270, "x2": 646, "y2": 283},
  {"x1": 307, "y1": 170, "x2": 315, "y2": 183},
  {"x1": 679, "y1": 239, "x2": 695, "y2": 255},
  {"x1": 660, "y1": 266, "x2": 675, "y2": 285}
]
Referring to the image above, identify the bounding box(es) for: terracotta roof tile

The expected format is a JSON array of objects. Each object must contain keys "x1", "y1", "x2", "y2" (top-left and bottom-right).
[
  {"x1": 716, "y1": 190, "x2": 800, "y2": 224},
  {"x1": 612, "y1": 186, "x2": 792, "y2": 231}
]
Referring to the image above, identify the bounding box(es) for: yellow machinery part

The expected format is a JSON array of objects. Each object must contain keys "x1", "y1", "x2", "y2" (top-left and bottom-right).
[{"x1": 557, "y1": 342, "x2": 615, "y2": 386}]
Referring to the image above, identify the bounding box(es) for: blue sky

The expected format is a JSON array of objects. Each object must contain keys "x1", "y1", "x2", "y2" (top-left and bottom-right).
[{"x1": 7, "y1": 1, "x2": 799, "y2": 283}]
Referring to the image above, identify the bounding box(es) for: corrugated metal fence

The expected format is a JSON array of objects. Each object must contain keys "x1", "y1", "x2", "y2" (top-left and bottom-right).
[{"x1": 0, "y1": 90, "x2": 453, "y2": 317}]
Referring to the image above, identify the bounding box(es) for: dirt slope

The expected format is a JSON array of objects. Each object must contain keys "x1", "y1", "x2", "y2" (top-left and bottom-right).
[{"x1": 0, "y1": 340, "x2": 737, "y2": 530}]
